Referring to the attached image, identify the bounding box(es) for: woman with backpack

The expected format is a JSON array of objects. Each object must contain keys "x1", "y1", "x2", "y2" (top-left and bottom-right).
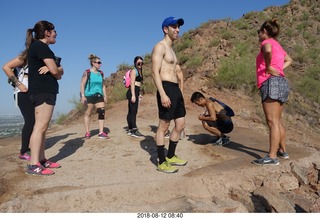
[
  {"x1": 126, "y1": 56, "x2": 144, "y2": 138},
  {"x1": 2, "y1": 36, "x2": 49, "y2": 162},
  {"x1": 80, "y1": 54, "x2": 109, "y2": 139}
]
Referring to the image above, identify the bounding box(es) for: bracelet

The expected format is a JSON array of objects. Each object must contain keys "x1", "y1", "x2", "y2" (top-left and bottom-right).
[{"x1": 15, "y1": 82, "x2": 22, "y2": 87}]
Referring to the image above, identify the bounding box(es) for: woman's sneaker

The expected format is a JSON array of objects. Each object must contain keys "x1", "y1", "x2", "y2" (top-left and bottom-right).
[
  {"x1": 98, "y1": 132, "x2": 110, "y2": 139},
  {"x1": 40, "y1": 159, "x2": 61, "y2": 168},
  {"x1": 25, "y1": 163, "x2": 54, "y2": 176},
  {"x1": 85, "y1": 132, "x2": 91, "y2": 139},
  {"x1": 277, "y1": 151, "x2": 289, "y2": 159},
  {"x1": 19, "y1": 151, "x2": 31, "y2": 161},
  {"x1": 130, "y1": 129, "x2": 144, "y2": 138},
  {"x1": 252, "y1": 155, "x2": 279, "y2": 166}
]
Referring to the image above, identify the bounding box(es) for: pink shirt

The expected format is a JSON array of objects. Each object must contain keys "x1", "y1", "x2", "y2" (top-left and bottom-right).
[{"x1": 256, "y1": 38, "x2": 287, "y2": 88}]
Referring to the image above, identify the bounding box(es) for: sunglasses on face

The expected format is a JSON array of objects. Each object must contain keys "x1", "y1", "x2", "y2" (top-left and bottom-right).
[
  {"x1": 94, "y1": 61, "x2": 102, "y2": 64},
  {"x1": 136, "y1": 62, "x2": 143, "y2": 66}
]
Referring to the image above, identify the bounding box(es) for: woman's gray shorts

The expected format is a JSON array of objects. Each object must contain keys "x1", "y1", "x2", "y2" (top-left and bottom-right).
[{"x1": 260, "y1": 76, "x2": 289, "y2": 103}]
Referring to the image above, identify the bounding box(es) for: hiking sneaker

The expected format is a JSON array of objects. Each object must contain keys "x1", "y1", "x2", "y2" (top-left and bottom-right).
[
  {"x1": 40, "y1": 159, "x2": 61, "y2": 168},
  {"x1": 166, "y1": 155, "x2": 188, "y2": 166},
  {"x1": 98, "y1": 132, "x2": 110, "y2": 139},
  {"x1": 164, "y1": 130, "x2": 170, "y2": 139},
  {"x1": 19, "y1": 151, "x2": 31, "y2": 161},
  {"x1": 85, "y1": 132, "x2": 91, "y2": 139},
  {"x1": 277, "y1": 151, "x2": 289, "y2": 159},
  {"x1": 25, "y1": 163, "x2": 54, "y2": 176},
  {"x1": 131, "y1": 129, "x2": 144, "y2": 138},
  {"x1": 213, "y1": 137, "x2": 223, "y2": 146},
  {"x1": 222, "y1": 136, "x2": 230, "y2": 145},
  {"x1": 157, "y1": 161, "x2": 178, "y2": 173},
  {"x1": 252, "y1": 155, "x2": 279, "y2": 166}
]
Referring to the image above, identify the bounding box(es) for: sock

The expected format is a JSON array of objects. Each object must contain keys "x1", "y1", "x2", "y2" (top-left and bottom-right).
[
  {"x1": 157, "y1": 145, "x2": 166, "y2": 164},
  {"x1": 40, "y1": 159, "x2": 46, "y2": 166},
  {"x1": 167, "y1": 140, "x2": 178, "y2": 159}
]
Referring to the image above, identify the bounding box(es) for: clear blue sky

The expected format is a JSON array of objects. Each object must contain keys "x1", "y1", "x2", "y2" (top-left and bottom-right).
[{"x1": 0, "y1": 0, "x2": 289, "y2": 116}]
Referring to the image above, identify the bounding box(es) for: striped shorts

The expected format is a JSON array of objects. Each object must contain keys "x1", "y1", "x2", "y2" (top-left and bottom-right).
[{"x1": 260, "y1": 76, "x2": 290, "y2": 103}]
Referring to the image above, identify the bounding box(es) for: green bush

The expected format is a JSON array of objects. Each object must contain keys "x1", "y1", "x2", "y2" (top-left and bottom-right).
[
  {"x1": 214, "y1": 55, "x2": 256, "y2": 92},
  {"x1": 117, "y1": 62, "x2": 131, "y2": 71},
  {"x1": 186, "y1": 55, "x2": 203, "y2": 69},
  {"x1": 296, "y1": 76, "x2": 320, "y2": 103},
  {"x1": 55, "y1": 114, "x2": 67, "y2": 125}
]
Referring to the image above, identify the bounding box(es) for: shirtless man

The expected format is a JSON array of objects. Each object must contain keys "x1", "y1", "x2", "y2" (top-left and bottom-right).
[
  {"x1": 151, "y1": 17, "x2": 187, "y2": 173},
  {"x1": 190, "y1": 91, "x2": 234, "y2": 146}
]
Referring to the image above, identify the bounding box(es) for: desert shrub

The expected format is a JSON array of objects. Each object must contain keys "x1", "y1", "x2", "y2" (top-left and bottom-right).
[
  {"x1": 69, "y1": 96, "x2": 86, "y2": 112},
  {"x1": 175, "y1": 38, "x2": 194, "y2": 52},
  {"x1": 221, "y1": 30, "x2": 233, "y2": 40},
  {"x1": 306, "y1": 48, "x2": 320, "y2": 61},
  {"x1": 293, "y1": 45, "x2": 306, "y2": 63},
  {"x1": 186, "y1": 55, "x2": 203, "y2": 68},
  {"x1": 214, "y1": 55, "x2": 256, "y2": 91},
  {"x1": 108, "y1": 82, "x2": 127, "y2": 104},
  {"x1": 117, "y1": 62, "x2": 131, "y2": 71},
  {"x1": 303, "y1": 32, "x2": 317, "y2": 46},
  {"x1": 208, "y1": 39, "x2": 220, "y2": 48},
  {"x1": 177, "y1": 54, "x2": 189, "y2": 65},
  {"x1": 55, "y1": 114, "x2": 67, "y2": 125},
  {"x1": 296, "y1": 76, "x2": 320, "y2": 103}
]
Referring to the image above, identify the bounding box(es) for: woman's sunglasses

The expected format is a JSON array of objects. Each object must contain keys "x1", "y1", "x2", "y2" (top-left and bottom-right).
[
  {"x1": 94, "y1": 61, "x2": 102, "y2": 64},
  {"x1": 137, "y1": 62, "x2": 144, "y2": 66}
]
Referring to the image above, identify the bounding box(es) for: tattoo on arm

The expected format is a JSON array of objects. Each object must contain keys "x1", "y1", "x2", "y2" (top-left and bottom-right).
[{"x1": 9, "y1": 76, "x2": 19, "y2": 84}]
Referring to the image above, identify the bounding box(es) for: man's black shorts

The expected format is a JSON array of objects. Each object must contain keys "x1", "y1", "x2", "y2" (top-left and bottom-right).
[{"x1": 156, "y1": 81, "x2": 186, "y2": 120}]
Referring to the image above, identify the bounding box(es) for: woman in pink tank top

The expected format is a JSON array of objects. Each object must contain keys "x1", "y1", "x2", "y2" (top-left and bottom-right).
[{"x1": 252, "y1": 19, "x2": 293, "y2": 166}]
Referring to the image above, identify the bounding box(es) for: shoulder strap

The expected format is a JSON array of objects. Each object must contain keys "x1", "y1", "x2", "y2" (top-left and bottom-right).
[
  {"x1": 134, "y1": 67, "x2": 139, "y2": 76},
  {"x1": 98, "y1": 70, "x2": 104, "y2": 78},
  {"x1": 209, "y1": 97, "x2": 235, "y2": 117}
]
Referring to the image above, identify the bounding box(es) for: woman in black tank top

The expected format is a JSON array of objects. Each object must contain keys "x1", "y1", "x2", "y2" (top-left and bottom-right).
[{"x1": 126, "y1": 56, "x2": 144, "y2": 138}]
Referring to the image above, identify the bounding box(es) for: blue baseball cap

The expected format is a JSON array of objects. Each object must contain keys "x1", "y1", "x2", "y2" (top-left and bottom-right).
[{"x1": 162, "y1": 17, "x2": 184, "y2": 30}]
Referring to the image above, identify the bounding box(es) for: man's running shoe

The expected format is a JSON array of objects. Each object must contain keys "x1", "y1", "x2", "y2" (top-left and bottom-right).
[
  {"x1": 213, "y1": 137, "x2": 223, "y2": 146},
  {"x1": 98, "y1": 132, "x2": 110, "y2": 139},
  {"x1": 277, "y1": 150, "x2": 289, "y2": 159},
  {"x1": 40, "y1": 159, "x2": 61, "y2": 168},
  {"x1": 131, "y1": 129, "x2": 144, "y2": 138},
  {"x1": 157, "y1": 161, "x2": 178, "y2": 173},
  {"x1": 19, "y1": 151, "x2": 31, "y2": 161},
  {"x1": 166, "y1": 155, "x2": 188, "y2": 166},
  {"x1": 85, "y1": 132, "x2": 91, "y2": 139},
  {"x1": 25, "y1": 163, "x2": 54, "y2": 176},
  {"x1": 252, "y1": 155, "x2": 279, "y2": 166},
  {"x1": 222, "y1": 136, "x2": 230, "y2": 145}
]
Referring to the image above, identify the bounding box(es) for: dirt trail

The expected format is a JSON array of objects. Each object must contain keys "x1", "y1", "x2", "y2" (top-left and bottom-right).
[{"x1": 0, "y1": 93, "x2": 319, "y2": 213}]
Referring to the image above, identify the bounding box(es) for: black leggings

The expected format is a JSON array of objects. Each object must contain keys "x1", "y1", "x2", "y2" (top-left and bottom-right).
[
  {"x1": 17, "y1": 92, "x2": 35, "y2": 154},
  {"x1": 126, "y1": 86, "x2": 140, "y2": 130}
]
